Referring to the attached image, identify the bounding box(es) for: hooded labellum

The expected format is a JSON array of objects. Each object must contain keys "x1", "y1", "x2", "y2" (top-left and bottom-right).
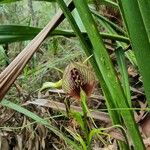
[{"x1": 62, "y1": 62, "x2": 95, "y2": 100}]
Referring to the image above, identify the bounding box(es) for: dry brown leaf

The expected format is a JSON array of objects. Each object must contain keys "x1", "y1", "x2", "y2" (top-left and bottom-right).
[
  {"x1": 135, "y1": 101, "x2": 148, "y2": 123},
  {"x1": 0, "y1": 136, "x2": 9, "y2": 150},
  {"x1": 128, "y1": 66, "x2": 138, "y2": 77},
  {"x1": 141, "y1": 114, "x2": 150, "y2": 138},
  {"x1": 15, "y1": 134, "x2": 23, "y2": 150},
  {"x1": 94, "y1": 145, "x2": 115, "y2": 150},
  {"x1": 143, "y1": 137, "x2": 150, "y2": 149},
  {"x1": 108, "y1": 129, "x2": 125, "y2": 142}
]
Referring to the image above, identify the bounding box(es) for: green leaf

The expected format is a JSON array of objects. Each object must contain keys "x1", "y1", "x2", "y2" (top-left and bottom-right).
[
  {"x1": 70, "y1": 111, "x2": 85, "y2": 131},
  {"x1": 115, "y1": 47, "x2": 131, "y2": 106},
  {"x1": 0, "y1": 0, "x2": 21, "y2": 3},
  {"x1": 0, "y1": 25, "x2": 40, "y2": 44},
  {"x1": 91, "y1": 9, "x2": 126, "y2": 36},
  {"x1": 91, "y1": 8, "x2": 137, "y2": 66},
  {"x1": 137, "y1": 1, "x2": 150, "y2": 41},
  {"x1": 0, "y1": 25, "x2": 129, "y2": 44},
  {"x1": 117, "y1": 0, "x2": 150, "y2": 109}
]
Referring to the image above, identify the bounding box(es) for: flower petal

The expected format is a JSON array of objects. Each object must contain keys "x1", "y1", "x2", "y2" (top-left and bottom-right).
[{"x1": 62, "y1": 62, "x2": 95, "y2": 99}]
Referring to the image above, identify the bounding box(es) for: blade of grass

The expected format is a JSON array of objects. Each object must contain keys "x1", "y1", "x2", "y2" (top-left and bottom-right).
[{"x1": 72, "y1": 0, "x2": 145, "y2": 149}]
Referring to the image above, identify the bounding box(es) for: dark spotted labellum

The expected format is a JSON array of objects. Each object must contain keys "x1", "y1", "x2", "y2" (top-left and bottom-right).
[{"x1": 62, "y1": 62, "x2": 95, "y2": 100}]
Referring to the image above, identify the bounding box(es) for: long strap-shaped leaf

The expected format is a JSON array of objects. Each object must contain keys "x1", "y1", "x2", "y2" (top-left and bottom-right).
[
  {"x1": 0, "y1": 25, "x2": 130, "y2": 44},
  {"x1": 117, "y1": 0, "x2": 150, "y2": 107},
  {"x1": 0, "y1": 0, "x2": 74, "y2": 100}
]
